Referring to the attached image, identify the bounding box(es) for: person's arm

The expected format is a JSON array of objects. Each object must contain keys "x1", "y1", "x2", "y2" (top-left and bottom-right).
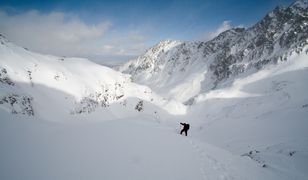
[{"x1": 180, "y1": 123, "x2": 184, "y2": 125}]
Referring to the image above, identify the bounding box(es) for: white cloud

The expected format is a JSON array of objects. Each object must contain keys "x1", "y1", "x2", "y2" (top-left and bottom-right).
[
  {"x1": 0, "y1": 9, "x2": 150, "y2": 64},
  {"x1": 101, "y1": 30, "x2": 148, "y2": 56},
  {"x1": 203, "y1": 20, "x2": 233, "y2": 41},
  {"x1": 0, "y1": 10, "x2": 110, "y2": 54}
]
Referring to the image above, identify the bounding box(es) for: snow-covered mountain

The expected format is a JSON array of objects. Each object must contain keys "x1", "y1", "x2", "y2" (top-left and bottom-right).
[
  {"x1": 1, "y1": 1, "x2": 308, "y2": 180},
  {"x1": 119, "y1": 0, "x2": 308, "y2": 103},
  {"x1": 0, "y1": 34, "x2": 186, "y2": 121},
  {"x1": 115, "y1": 2, "x2": 308, "y2": 177}
]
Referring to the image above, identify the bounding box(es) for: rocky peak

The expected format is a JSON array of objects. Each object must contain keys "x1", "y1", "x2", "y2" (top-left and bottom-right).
[
  {"x1": 290, "y1": 0, "x2": 308, "y2": 10},
  {"x1": 144, "y1": 39, "x2": 182, "y2": 56},
  {"x1": 119, "y1": 0, "x2": 308, "y2": 102},
  {"x1": 0, "y1": 34, "x2": 8, "y2": 45}
]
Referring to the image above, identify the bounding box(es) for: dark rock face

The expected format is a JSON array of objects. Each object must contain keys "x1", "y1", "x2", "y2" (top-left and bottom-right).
[
  {"x1": 0, "y1": 94, "x2": 34, "y2": 116},
  {"x1": 120, "y1": 0, "x2": 308, "y2": 90},
  {"x1": 0, "y1": 68, "x2": 15, "y2": 86},
  {"x1": 208, "y1": 1, "x2": 308, "y2": 84},
  {"x1": 0, "y1": 66, "x2": 34, "y2": 116},
  {"x1": 71, "y1": 83, "x2": 125, "y2": 114},
  {"x1": 135, "y1": 100, "x2": 144, "y2": 112}
]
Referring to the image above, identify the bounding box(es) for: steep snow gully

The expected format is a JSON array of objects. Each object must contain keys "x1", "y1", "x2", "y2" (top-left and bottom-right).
[{"x1": 1, "y1": 0, "x2": 308, "y2": 180}]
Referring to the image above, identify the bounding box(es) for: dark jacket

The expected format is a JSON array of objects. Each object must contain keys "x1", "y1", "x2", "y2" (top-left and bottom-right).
[{"x1": 180, "y1": 123, "x2": 190, "y2": 130}]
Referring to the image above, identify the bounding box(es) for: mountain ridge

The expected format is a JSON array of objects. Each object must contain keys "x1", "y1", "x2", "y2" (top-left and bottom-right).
[
  {"x1": 0, "y1": 34, "x2": 186, "y2": 121},
  {"x1": 119, "y1": 0, "x2": 308, "y2": 103}
]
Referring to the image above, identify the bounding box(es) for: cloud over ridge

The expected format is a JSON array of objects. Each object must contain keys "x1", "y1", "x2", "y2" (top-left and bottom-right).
[{"x1": 0, "y1": 9, "x2": 148, "y2": 64}]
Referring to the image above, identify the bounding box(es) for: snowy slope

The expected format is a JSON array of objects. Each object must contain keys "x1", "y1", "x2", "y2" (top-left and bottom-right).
[
  {"x1": 119, "y1": 0, "x2": 308, "y2": 103},
  {"x1": 1, "y1": 109, "x2": 298, "y2": 180},
  {"x1": 164, "y1": 45, "x2": 308, "y2": 179},
  {"x1": 117, "y1": 1, "x2": 308, "y2": 178},
  {"x1": 0, "y1": 34, "x2": 186, "y2": 121},
  {"x1": 2, "y1": 36, "x2": 307, "y2": 179},
  {"x1": 1, "y1": 1, "x2": 308, "y2": 180}
]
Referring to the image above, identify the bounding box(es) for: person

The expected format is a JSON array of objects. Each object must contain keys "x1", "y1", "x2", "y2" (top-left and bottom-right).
[{"x1": 180, "y1": 123, "x2": 190, "y2": 136}]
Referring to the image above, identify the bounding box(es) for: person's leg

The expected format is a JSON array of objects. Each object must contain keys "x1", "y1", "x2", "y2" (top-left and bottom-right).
[
  {"x1": 185, "y1": 130, "x2": 187, "y2": 136},
  {"x1": 180, "y1": 129, "x2": 184, "y2": 135}
]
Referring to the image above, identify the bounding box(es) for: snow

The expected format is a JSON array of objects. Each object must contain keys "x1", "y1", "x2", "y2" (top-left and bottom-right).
[
  {"x1": 1, "y1": 1, "x2": 308, "y2": 179},
  {"x1": 0, "y1": 111, "x2": 222, "y2": 180},
  {"x1": 1, "y1": 37, "x2": 308, "y2": 180},
  {"x1": 169, "y1": 71, "x2": 207, "y2": 102},
  {"x1": 119, "y1": 0, "x2": 308, "y2": 104},
  {"x1": 1, "y1": 39, "x2": 308, "y2": 179},
  {"x1": 0, "y1": 36, "x2": 186, "y2": 120},
  {"x1": 291, "y1": 0, "x2": 308, "y2": 9},
  {"x1": 118, "y1": 40, "x2": 209, "y2": 103},
  {"x1": 180, "y1": 48, "x2": 308, "y2": 179},
  {"x1": 3, "y1": 105, "x2": 307, "y2": 180},
  {"x1": 0, "y1": 109, "x2": 288, "y2": 180}
]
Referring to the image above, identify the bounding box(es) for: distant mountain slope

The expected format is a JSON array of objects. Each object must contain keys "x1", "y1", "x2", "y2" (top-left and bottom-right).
[
  {"x1": 0, "y1": 35, "x2": 186, "y2": 121},
  {"x1": 119, "y1": 0, "x2": 308, "y2": 103}
]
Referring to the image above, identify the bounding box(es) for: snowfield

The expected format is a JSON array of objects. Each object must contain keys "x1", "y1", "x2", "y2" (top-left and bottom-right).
[
  {"x1": 188, "y1": 52, "x2": 308, "y2": 179},
  {"x1": 1, "y1": 37, "x2": 307, "y2": 179},
  {"x1": 1, "y1": 1, "x2": 308, "y2": 179},
  {"x1": 0, "y1": 112, "x2": 206, "y2": 180},
  {"x1": 2, "y1": 110, "x2": 302, "y2": 180}
]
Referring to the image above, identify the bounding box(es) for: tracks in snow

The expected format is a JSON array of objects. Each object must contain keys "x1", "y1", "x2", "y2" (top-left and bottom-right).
[{"x1": 188, "y1": 139, "x2": 234, "y2": 180}]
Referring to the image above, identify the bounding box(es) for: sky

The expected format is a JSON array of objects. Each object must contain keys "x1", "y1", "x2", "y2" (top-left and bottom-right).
[{"x1": 0, "y1": 0, "x2": 295, "y2": 65}]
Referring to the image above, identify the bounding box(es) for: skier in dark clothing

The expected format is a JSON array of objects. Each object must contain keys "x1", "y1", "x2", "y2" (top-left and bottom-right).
[{"x1": 180, "y1": 123, "x2": 190, "y2": 136}]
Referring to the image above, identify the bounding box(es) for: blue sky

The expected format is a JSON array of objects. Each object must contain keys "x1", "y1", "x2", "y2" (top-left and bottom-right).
[{"x1": 0, "y1": 0, "x2": 295, "y2": 64}]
